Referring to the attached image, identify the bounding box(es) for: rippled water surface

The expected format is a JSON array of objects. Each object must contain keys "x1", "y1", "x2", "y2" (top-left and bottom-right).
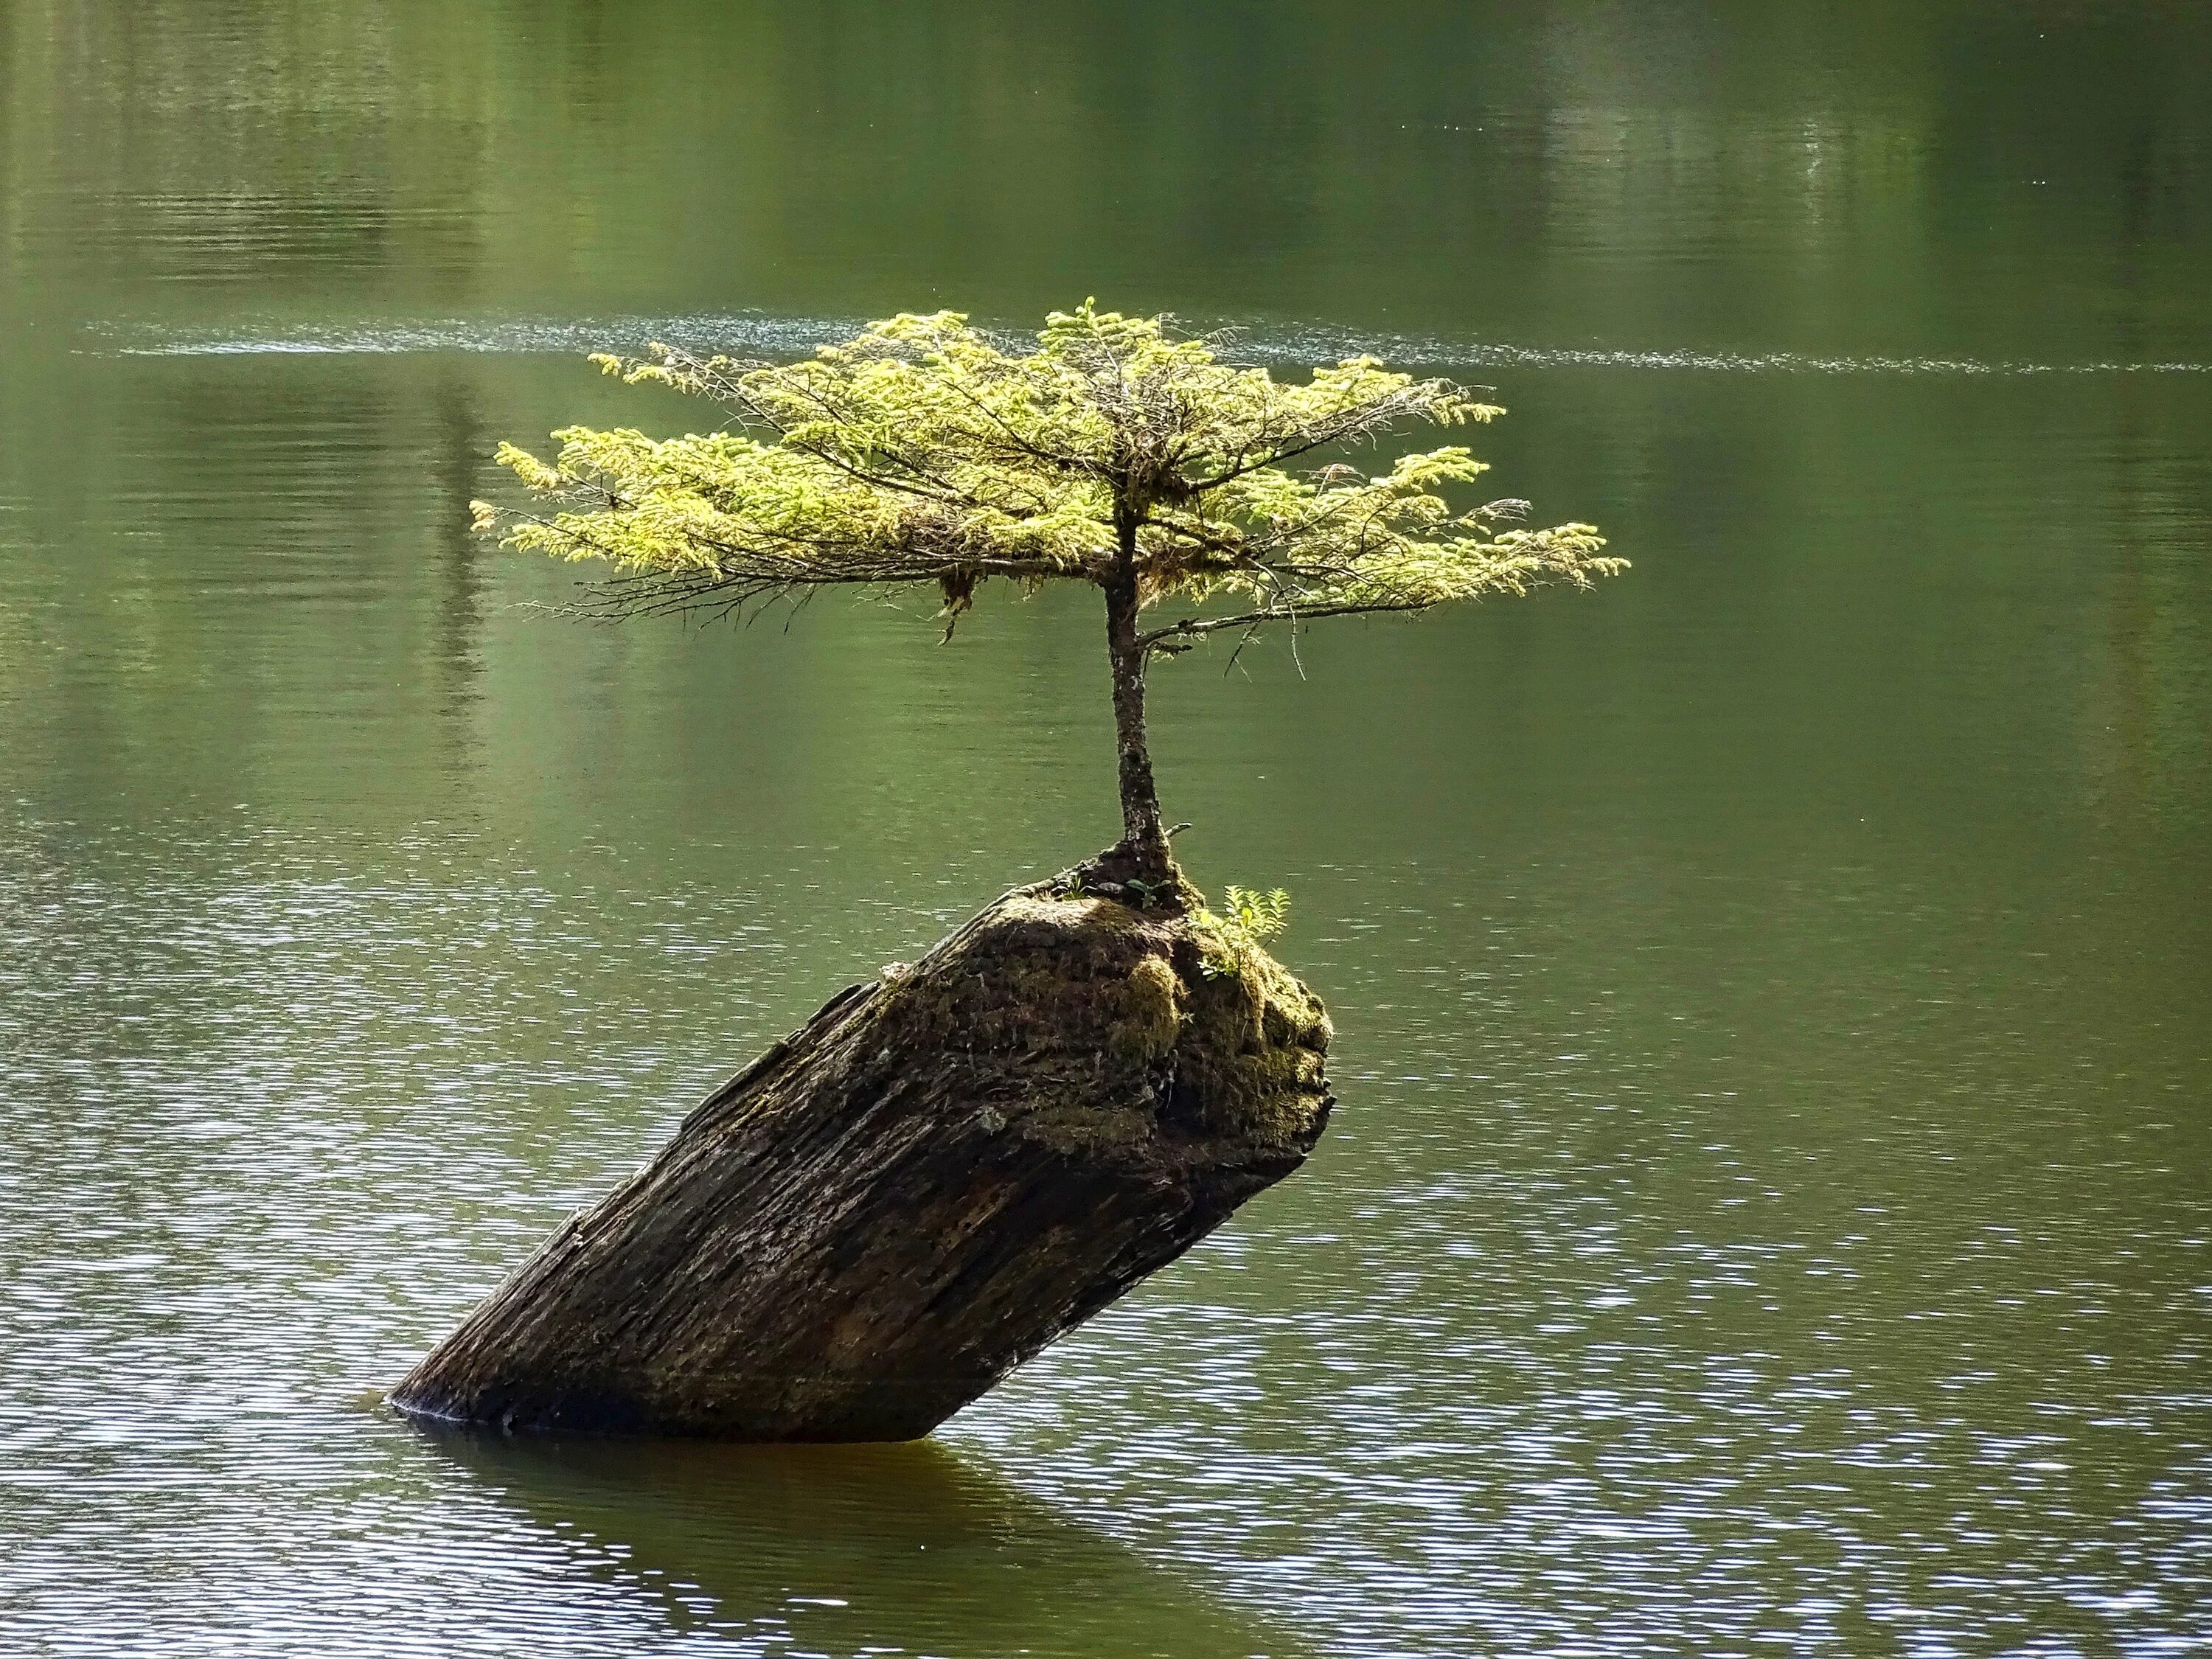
[{"x1": 4, "y1": 3, "x2": 2210, "y2": 1655}]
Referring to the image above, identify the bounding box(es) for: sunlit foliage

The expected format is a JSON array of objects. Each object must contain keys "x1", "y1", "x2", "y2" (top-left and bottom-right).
[
  {"x1": 1192, "y1": 885, "x2": 1295, "y2": 982},
  {"x1": 475, "y1": 302, "x2": 1621, "y2": 651}
]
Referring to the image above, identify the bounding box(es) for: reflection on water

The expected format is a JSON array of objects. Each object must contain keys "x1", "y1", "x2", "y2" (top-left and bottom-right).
[
  {"x1": 422, "y1": 1430, "x2": 1308, "y2": 1659},
  {"x1": 3, "y1": 1, "x2": 2210, "y2": 1655},
  {"x1": 84, "y1": 315, "x2": 2212, "y2": 377}
]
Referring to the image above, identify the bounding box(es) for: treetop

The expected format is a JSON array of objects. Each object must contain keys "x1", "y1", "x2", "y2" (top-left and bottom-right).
[{"x1": 474, "y1": 300, "x2": 1622, "y2": 650}]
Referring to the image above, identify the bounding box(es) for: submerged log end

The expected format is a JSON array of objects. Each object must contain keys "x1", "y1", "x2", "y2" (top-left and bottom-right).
[{"x1": 390, "y1": 872, "x2": 1332, "y2": 1441}]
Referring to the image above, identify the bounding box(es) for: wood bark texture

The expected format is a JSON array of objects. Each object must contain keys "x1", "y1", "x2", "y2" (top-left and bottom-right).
[{"x1": 390, "y1": 877, "x2": 1333, "y2": 1441}]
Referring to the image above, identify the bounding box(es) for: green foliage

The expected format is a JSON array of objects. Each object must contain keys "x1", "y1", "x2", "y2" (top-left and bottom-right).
[
  {"x1": 1220, "y1": 885, "x2": 1290, "y2": 941},
  {"x1": 474, "y1": 302, "x2": 1621, "y2": 641},
  {"x1": 1193, "y1": 884, "x2": 1292, "y2": 980}
]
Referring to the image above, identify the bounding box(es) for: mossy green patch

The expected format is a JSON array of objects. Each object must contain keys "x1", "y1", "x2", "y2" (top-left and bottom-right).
[
  {"x1": 841, "y1": 868, "x2": 1328, "y2": 1154},
  {"x1": 1110, "y1": 954, "x2": 1186, "y2": 1062}
]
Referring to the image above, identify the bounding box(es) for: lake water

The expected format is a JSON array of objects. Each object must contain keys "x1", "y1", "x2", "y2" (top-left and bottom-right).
[{"x1": 3, "y1": 3, "x2": 2209, "y2": 1655}]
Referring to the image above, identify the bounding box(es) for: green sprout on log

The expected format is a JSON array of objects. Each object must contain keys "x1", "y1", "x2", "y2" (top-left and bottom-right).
[
  {"x1": 473, "y1": 302, "x2": 1624, "y2": 888},
  {"x1": 1193, "y1": 885, "x2": 1294, "y2": 981},
  {"x1": 1219, "y1": 885, "x2": 1291, "y2": 942}
]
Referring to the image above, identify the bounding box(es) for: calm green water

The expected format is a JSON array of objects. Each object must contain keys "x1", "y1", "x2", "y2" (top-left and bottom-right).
[{"x1": 3, "y1": 3, "x2": 2210, "y2": 1655}]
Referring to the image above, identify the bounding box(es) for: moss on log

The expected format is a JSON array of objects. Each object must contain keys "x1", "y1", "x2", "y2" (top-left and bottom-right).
[{"x1": 389, "y1": 870, "x2": 1332, "y2": 1441}]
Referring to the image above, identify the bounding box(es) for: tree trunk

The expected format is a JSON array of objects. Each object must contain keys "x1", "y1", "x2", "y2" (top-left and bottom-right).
[
  {"x1": 1102, "y1": 535, "x2": 1172, "y2": 877},
  {"x1": 389, "y1": 872, "x2": 1332, "y2": 1441}
]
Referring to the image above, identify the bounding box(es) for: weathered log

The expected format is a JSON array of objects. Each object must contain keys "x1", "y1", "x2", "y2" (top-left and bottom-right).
[{"x1": 390, "y1": 871, "x2": 1332, "y2": 1440}]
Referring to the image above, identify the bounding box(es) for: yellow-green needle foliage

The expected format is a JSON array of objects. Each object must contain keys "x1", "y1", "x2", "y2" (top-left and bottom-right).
[{"x1": 475, "y1": 302, "x2": 1624, "y2": 877}]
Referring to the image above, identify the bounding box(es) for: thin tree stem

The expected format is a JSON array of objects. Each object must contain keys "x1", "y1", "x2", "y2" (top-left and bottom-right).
[{"x1": 1103, "y1": 525, "x2": 1170, "y2": 873}]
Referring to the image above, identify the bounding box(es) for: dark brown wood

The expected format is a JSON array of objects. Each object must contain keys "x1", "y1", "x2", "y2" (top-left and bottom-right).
[
  {"x1": 1104, "y1": 515, "x2": 1172, "y2": 875},
  {"x1": 390, "y1": 874, "x2": 1332, "y2": 1441}
]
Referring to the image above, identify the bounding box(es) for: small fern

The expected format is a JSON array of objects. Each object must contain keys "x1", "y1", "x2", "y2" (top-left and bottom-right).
[
  {"x1": 1194, "y1": 884, "x2": 1292, "y2": 980},
  {"x1": 1221, "y1": 885, "x2": 1290, "y2": 941}
]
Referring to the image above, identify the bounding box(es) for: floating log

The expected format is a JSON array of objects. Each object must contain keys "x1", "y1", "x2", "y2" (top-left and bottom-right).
[{"x1": 390, "y1": 870, "x2": 1332, "y2": 1440}]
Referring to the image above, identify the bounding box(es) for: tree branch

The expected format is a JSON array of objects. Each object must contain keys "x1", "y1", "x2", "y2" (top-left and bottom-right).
[{"x1": 1137, "y1": 599, "x2": 1433, "y2": 652}]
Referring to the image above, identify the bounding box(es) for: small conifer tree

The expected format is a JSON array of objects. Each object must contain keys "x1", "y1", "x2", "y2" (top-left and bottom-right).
[{"x1": 474, "y1": 303, "x2": 1622, "y2": 888}]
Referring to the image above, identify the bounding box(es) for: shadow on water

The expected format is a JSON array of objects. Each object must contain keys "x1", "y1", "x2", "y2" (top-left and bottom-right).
[{"x1": 413, "y1": 1423, "x2": 1312, "y2": 1659}]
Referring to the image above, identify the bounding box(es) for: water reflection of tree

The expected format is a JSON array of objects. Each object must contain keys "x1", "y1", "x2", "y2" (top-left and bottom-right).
[
  {"x1": 431, "y1": 377, "x2": 488, "y2": 755},
  {"x1": 416, "y1": 1426, "x2": 1310, "y2": 1659}
]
